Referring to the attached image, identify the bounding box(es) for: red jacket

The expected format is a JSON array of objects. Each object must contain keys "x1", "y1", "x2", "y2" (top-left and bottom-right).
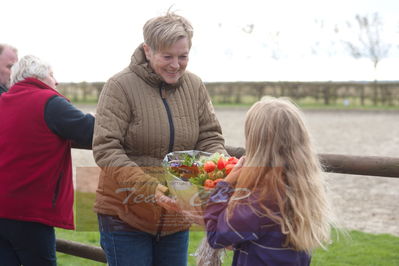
[{"x1": 0, "y1": 78, "x2": 74, "y2": 229}]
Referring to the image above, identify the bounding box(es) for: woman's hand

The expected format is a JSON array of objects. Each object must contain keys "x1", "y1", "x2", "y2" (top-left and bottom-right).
[
  {"x1": 224, "y1": 156, "x2": 245, "y2": 185},
  {"x1": 155, "y1": 184, "x2": 181, "y2": 212}
]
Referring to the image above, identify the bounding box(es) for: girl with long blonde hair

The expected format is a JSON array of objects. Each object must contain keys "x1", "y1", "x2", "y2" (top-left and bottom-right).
[{"x1": 204, "y1": 97, "x2": 335, "y2": 265}]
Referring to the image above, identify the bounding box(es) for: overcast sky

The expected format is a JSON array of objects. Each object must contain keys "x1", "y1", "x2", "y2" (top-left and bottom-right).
[{"x1": 2, "y1": 0, "x2": 399, "y2": 82}]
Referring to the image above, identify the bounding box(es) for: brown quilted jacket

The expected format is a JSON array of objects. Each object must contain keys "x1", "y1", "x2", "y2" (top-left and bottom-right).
[{"x1": 92, "y1": 44, "x2": 226, "y2": 236}]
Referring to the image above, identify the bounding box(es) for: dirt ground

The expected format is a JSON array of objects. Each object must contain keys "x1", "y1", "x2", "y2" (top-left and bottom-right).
[{"x1": 73, "y1": 105, "x2": 399, "y2": 236}]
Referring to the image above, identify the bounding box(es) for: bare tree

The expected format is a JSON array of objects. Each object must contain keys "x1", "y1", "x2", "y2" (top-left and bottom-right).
[
  {"x1": 345, "y1": 13, "x2": 390, "y2": 68},
  {"x1": 311, "y1": 19, "x2": 340, "y2": 57},
  {"x1": 340, "y1": 13, "x2": 391, "y2": 105}
]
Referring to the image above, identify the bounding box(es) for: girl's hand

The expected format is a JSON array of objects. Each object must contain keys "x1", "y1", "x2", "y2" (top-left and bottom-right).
[
  {"x1": 235, "y1": 156, "x2": 245, "y2": 168},
  {"x1": 224, "y1": 156, "x2": 245, "y2": 185}
]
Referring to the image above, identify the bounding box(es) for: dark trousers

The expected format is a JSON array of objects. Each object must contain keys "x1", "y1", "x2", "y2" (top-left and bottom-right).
[{"x1": 0, "y1": 218, "x2": 56, "y2": 266}]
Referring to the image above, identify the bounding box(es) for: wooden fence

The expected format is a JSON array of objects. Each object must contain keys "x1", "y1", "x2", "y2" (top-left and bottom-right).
[{"x1": 58, "y1": 81, "x2": 399, "y2": 106}]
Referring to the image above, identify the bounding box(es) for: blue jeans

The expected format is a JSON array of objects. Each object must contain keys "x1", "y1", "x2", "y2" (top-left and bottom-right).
[
  {"x1": 0, "y1": 218, "x2": 56, "y2": 266},
  {"x1": 98, "y1": 214, "x2": 189, "y2": 266}
]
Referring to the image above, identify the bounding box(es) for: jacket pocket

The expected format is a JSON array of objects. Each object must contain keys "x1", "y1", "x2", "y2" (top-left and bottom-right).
[{"x1": 52, "y1": 171, "x2": 63, "y2": 207}]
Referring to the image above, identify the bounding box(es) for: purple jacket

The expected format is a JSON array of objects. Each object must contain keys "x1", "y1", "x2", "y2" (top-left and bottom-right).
[{"x1": 204, "y1": 181, "x2": 311, "y2": 266}]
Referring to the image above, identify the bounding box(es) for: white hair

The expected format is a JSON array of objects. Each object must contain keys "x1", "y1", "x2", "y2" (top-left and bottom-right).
[{"x1": 10, "y1": 55, "x2": 52, "y2": 86}]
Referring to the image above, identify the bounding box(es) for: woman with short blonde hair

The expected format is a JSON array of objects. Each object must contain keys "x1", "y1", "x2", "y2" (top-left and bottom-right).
[{"x1": 93, "y1": 10, "x2": 226, "y2": 266}]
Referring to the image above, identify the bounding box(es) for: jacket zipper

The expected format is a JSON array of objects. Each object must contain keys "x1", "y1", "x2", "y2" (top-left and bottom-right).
[
  {"x1": 159, "y1": 86, "x2": 175, "y2": 153},
  {"x1": 52, "y1": 171, "x2": 63, "y2": 207},
  {"x1": 155, "y1": 85, "x2": 175, "y2": 241}
]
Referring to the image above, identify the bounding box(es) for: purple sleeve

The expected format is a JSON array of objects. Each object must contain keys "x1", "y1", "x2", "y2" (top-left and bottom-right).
[{"x1": 204, "y1": 181, "x2": 266, "y2": 249}]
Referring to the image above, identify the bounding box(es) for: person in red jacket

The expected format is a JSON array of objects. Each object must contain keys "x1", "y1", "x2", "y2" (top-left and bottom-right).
[{"x1": 0, "y1": 55, "x2": 94, "y2": 266}]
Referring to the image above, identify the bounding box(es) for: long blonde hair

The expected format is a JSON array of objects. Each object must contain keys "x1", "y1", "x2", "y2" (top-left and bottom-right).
[{"x1": 227, "y1": 97, "x2": 334, "y2": 253}]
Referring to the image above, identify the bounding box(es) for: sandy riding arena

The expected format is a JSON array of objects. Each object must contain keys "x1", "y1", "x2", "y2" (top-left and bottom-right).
[{"x1": 73, "y1": 105, "x2": 399, "y2": 236}]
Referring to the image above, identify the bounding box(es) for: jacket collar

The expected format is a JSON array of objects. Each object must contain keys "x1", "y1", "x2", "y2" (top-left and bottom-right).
[
  {"x1": 129, "y1": 43, "x2": 182, "y2": 90},
  {"x1": 9, "y1": 77, "x2": 63, "y2": 97}
]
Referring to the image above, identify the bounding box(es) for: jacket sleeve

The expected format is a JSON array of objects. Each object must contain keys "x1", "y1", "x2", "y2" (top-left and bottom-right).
[
  {"x1": 204, "y1": 181, "x2": 265, "y2": 249},
  {"x1": 195, "y1": 82, "x2": 227, "y2": 155},
  {"x1": 44, "y1": 96, "x2": 94, "y2": 149},
  {"x1": 92, "y1": 79, "x2": 159, "y2": 196}
]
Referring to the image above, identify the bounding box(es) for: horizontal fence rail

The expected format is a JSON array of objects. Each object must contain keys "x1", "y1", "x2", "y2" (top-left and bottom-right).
[
  {"x1": 225, "y1": 146, "x2": 399, "y2": 178},
  {"x1": 56, "y1": 239, "x2": 106, "y2": 263},
  {"x1": 319, "y1": 154, "x2": 399, "y2": 178},
  {"x1": 57, "y1": 146, "x2": 399, "y2": 263}
]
